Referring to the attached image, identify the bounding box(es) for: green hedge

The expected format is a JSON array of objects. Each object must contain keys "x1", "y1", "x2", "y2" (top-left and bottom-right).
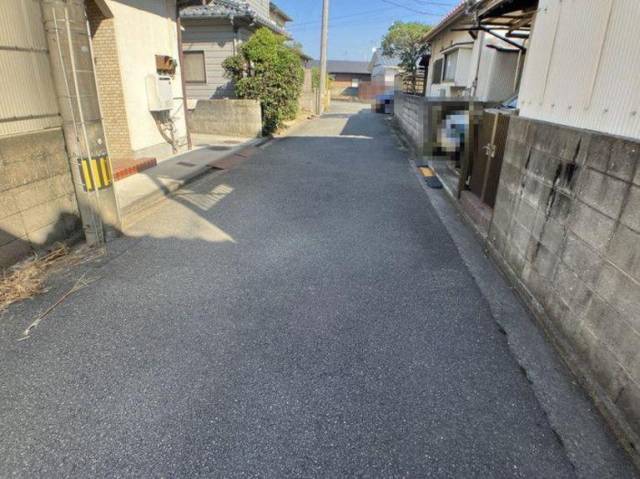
[{"x1": 223, "y1": 28, "x2": 305, "y2": 134}]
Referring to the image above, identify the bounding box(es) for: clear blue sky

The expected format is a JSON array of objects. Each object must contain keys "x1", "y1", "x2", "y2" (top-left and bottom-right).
[{"x1": 276, "y1": 0, "x2": 462, "y2": 62}]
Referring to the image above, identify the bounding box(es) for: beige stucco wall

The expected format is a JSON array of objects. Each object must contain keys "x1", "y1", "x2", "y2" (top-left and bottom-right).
[
  {"x1": 426, "y1": 24, "x2": 523, "y2": 102},
  {"x1": 106, "y1": 0, "x2": 187, "y2": 159},
  {"x1": 426, "y1": 28, "x2": 474, "y2": 96}
]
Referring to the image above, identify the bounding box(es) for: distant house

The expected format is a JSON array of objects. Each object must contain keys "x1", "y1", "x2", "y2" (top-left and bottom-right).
[
  {"x1": 368, "y1": 49, "x2": 400, "y2": 95},
  {"x1": 310, "y1": 60, "x2": 371, "y2": 100},
  {"x1": 423, "y1": 1, "x2": 524, "y2": 102},
  {"x1": 179, "y1": 0, "x2": 293, "y2": 101}
]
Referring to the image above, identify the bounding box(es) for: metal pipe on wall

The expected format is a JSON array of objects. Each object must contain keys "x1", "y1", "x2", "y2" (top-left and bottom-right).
[
  {"x1": 41, "y1": 0, "x2": 120, "y2": 246},
  {"x1": 176, "y1": 3, "x2": 192, "y2": 151}
]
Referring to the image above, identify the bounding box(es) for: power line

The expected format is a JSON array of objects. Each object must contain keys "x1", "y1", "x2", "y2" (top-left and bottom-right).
[
  {"x1": 287, "y1": 1, "x2": 450, "y2": 29},
  {"x1": 381, "y1": 0, "x2": 442, "y2": 14},
  {"x1": 290, "y1": 13, "x2": 422, "y2": 36},
  {"x1": 288, "y1": 12, "x2": 441, "y2": 32},
  {"x1": 289, "y1": 6, "x2": 398, "y2": 28}
]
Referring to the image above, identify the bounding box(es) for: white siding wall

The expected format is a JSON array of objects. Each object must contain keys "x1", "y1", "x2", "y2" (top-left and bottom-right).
[
  {"x1": 476, "y1": 48, "x2": 521, "y2": 102},
  {"x1": 519, "y1": 0, "x2": 640, "y2": 140},
  {"x1": 107, "y1": 0, "x2": 187, "y2": 156},
  {"x1": 0, "y1": 0, "x2": 61, "y2": 137}
]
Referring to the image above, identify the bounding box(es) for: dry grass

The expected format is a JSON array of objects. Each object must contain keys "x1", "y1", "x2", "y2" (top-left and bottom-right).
[{"x1": 0, "y1": 243, "x2": 70, "y2": 314}]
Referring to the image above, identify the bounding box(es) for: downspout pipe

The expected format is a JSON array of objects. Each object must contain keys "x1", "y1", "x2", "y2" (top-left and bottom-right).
[
  {"x1": 176, "y1": 4, "x2": 192, "y2": 150},
  {"x1": 470, "y1": 30, "x2": 484, "y2": 99}
]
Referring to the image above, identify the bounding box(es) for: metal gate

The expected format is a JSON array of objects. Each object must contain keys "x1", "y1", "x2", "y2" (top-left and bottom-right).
[{"x1": 469, "y1": 109, "x2": 513, "y2": 207}]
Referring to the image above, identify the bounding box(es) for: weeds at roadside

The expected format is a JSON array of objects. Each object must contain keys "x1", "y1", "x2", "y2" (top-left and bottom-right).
[{"x1": 0, "y1": 243, "x2": 104, "y2": 318}]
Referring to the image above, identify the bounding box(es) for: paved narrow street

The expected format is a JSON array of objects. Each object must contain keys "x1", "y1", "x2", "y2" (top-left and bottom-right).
[{"x1": 0, "y1": 103, "x2": 635, "y2": 477}]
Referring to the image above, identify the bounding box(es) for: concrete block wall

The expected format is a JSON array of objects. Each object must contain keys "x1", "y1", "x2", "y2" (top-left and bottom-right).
[
  {"x1": 489, "y1": 115, "x2": 640, "y2": 452},
  {"x1": 394, "y1": 93, "x2": 425, "y2": 153},
  {"x1": 0, "y1": 129, "x2": 81, "y2": 268},
  {"x1": 189, "y1": 99, "x2": 262, "y2": 138},
  {"x1": 299, "y1": 68, "x2": 315, "y2": 113}
]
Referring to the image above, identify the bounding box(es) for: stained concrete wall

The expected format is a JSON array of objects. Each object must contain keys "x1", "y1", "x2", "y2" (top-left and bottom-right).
[
  {"x1": 299, "y1": 68, "x2": 315, "y2": 113},
  {"x1": 393, "y1": 93, "x2": 426, "y2": 153},
  {"x1": 0, "y1": 129, "x2": 81, "y2": 268},
  {"x1": 189, "y1": 99, "x2": 262, "y2": 137},
  {"x1": 489, "y1": 115, "x2": 640, "y2": 452}
]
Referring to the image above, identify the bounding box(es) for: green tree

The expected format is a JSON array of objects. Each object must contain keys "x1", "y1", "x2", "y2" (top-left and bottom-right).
[
  {"x1": 223, "y1": 28, "x2": 305, "y2": 134},
  {"x1": 381, "y1": 21, "x2": 432, "y2": 94}
]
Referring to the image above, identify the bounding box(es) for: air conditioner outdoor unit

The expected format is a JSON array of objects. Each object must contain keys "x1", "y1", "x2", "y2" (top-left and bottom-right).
[{"x1": 146, "y1": 74, "x2": 173, "y2": 112}]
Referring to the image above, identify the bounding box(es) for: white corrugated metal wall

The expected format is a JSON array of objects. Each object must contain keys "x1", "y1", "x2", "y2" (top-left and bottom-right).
[
  {"x1": 0, "y1": 0, "x2": 61, "y2": 137},
  {"x1": 519, "y1": 0, "x2": 640, "y2": 140}
]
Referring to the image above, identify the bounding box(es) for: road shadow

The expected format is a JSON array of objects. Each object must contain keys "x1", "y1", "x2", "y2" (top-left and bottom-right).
[{"x1": 0, "y1": 212, "x2": 82, "y2": 269}]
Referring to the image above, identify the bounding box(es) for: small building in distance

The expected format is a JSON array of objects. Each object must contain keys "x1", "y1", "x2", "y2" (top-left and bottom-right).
[
  {"x1": 311, "y1": 60, "x2": 372, "y2": 100},
  {"x1": 179, "y1": 0, "x2": 292, "y2": 101},
  {"x1": 369, "y1": 48, "x2": 400, "y2": 96}
]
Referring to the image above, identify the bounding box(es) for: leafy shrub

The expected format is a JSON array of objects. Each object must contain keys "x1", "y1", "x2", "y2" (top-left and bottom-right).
[
  {"x1": 223, "y1": 28, "x2": 304, "y2": 134},
  {"x1": 311, "y1": 66, "x2": 332, "y2": 91}
]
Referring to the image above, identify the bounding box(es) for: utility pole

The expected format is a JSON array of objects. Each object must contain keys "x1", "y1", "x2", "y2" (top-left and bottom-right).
[{"x1": 318, "y1": 0, "x2": 329, "y2": 114}]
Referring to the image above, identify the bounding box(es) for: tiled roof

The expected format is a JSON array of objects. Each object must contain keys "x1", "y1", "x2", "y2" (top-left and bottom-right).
[
  {"x1": 269, "y1": 1, "x2": 292, "y2": 22},
  {"x1": 422, "y1": 1, "x2": 467, "y2": 42},
  {"x1": 309, "y1": 60, "x2": 371, "y2": 75},
  {"x1": 378, "y1": 55, "x2": 400, "y2": 67},
  {"x1": 181, "y1": 0, "x2": 288, "y2": 36},
  {"x1": 369, "y1": 48, "x2": 400, "y2": 69}
]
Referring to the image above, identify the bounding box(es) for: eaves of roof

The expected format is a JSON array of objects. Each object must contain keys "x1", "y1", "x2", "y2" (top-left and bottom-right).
[
  {"x1": 181, "y1": 0, "x2": 289, "y2": 37},
  {"x1": 422, "y1": 1, "x2": 467, "y2": 43}
]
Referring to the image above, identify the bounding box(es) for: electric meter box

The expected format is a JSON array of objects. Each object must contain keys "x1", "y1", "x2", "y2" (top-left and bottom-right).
[{"x1": 146, "y1": 74, "x2": 174, "y2": 111}]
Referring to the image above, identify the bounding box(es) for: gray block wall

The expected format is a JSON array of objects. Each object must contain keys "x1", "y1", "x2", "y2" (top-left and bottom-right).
[
  {"x1": 489, "y1": 115, "x2": 640, "y2": 453},
  {"x1": 0, "y1": 129, "x2": 81, "y2": 268},
  {"x1": 393, "y1": 93, "x2": 425, "y2": 153},
  {"x1": 189, "y1": 99, "x2": 262, "y2": 138}
]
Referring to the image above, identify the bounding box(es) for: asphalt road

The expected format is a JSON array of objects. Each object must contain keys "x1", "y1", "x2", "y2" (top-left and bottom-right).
[{"x1": 0, "y1": 103, "x2": 635, "y2": 477}]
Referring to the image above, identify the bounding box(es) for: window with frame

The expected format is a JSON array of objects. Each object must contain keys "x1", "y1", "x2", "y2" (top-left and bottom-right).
[
  {"x1": 443, "y1": 50, "x2": 458, "y2": 82},
  {"x1": 184, "y1": 51, "x2": 206, "y2": 83},
  {"x1": 351, "y1": 78, "x2": 360, "y2": 88},
  {"x1": 432, "y1": 58, "x2": 443, "y2": 85}
]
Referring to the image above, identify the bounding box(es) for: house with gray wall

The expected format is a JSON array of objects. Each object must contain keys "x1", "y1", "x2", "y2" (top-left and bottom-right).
[
  {"x1": 179, "y1": 0, "x2": 292, "y2": 101},
  {"x1": 368, "y1": 48, "x2": 400, "y2": 96}
]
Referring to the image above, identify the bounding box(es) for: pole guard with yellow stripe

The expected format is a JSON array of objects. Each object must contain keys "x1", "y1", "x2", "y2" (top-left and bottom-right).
[{"x1": 80, "y1": 155, "x2": 112, "y2": 192}]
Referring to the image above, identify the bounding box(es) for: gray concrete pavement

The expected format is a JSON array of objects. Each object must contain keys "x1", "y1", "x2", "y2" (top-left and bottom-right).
[{"x1": 0, "y1": 102, "x2": 636, "y2": 478}]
